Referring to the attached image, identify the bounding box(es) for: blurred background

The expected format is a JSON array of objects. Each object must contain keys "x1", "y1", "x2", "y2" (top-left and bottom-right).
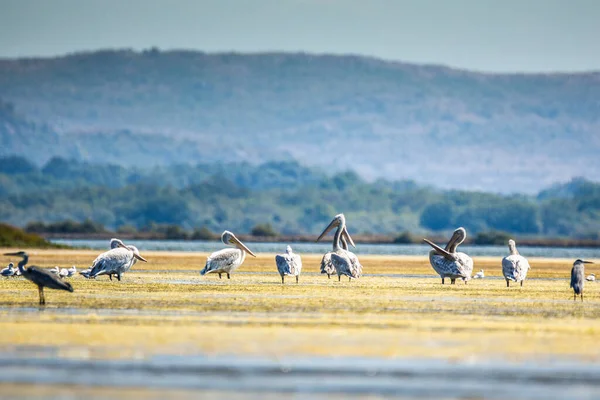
[{"x1": 1, "y1": 0, "x2": 599, "y2": 242}]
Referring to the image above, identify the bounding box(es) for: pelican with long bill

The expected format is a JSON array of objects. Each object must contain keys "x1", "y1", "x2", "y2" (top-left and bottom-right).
[{"x1": 200, "y1": 231, "x2": 256, "y2": 279}]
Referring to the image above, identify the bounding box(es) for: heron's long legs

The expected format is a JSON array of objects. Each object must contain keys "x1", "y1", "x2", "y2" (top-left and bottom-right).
[{"x1": 38, "y1": 285, "x2": 45, "y2": 305}]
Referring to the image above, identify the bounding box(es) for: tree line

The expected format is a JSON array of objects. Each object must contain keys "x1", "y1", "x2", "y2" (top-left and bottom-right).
[{"x1": 1, "y1": 156, "x2": 599, "y2": 239}]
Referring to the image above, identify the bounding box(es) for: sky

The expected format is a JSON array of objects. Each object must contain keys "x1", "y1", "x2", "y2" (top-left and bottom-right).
[{"x1": 0, "y1": 0, "x2": 599, "y2": 73}]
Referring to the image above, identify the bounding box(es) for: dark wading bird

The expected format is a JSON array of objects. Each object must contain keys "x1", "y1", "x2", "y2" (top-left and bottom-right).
[
  {"x1": 317, "y1": 214, "x2": 363, "y2": 281},
  {"x1": 200, "y1": 231, "x2": 256, "y2": 279},
  {"x1": 423, "y1": 227, "x2": 473, "y2": 284},
  {"x1": 571, "y1": 259, "x2": 594, "y2": 302},
  {"x1": 4, "y1": 251, "x2": 73, "y2": 305},
  {"x1": 502, "y1": 239, "x2": 531, "y2": 287}
]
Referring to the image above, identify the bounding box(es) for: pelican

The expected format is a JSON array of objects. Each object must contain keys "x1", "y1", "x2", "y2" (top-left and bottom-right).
[
  {"x1": 423, "y1": 227, "x2": 473, "y2": 284},
  {"x1": 79, "y1": 267, "x2": 92, "y2": 279},
  {"x1": 96, "y1": 238, "x2": 127, "y2": 279},
  {"x1": 571, "y1": 259, "x2": 593, "y2": 301},
  {"x1": 49, "y1": 266, "x2": 60, "y2": 275},
  {"x1": 473, "y1": 269, "x2": 485, "y2": 279},
  {"x1": 3, "y1": 251, "x2": 73, "y2": 305},
  {"x1": 317, "y1": 214, "x2": 362, "y2": 281},
  {"x1": 275, "y1": 245, "x2": 302, "y2": 284},
  {"x1": 89, "y1": 240, "x2": 147, "y2": 281},
  {"x1": 502, "y1": 239, "x2": 531, "y2": 287},
  {"x1": 320, "y1": 226, "x2": 354, "y2": 279},
  {"x1": 586, "y1": 273, "x2": 596, "y2": 282},
  {"x1": 109, "y1": 238, "x2": 123, "y2": 249},
  {"x1": 67, "y1": 265, "x2": 77, "y2": 277},
  {"x1": 1, "y1": 262, "x2": 15, "y2": 277},
  {"x1": 200, "y1": 231, "x2": 256, "y2": 279}
]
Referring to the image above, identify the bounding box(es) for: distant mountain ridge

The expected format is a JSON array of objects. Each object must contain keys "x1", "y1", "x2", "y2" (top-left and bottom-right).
[{"x1": 1, "y1": 49, "x2": 599, "y2": 193}]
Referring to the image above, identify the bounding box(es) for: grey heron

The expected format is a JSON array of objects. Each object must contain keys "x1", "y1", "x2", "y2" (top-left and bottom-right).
[
  {"x1": 200, "y1": 231, "x2": 256, "y2": 279},
  {"x1": 502, "y1": 239, "x2": 531, "y2": 287},
  {"x1": 3, "y1": 251, "x2": 73, "y2": 305},
  {"x1": 88, "y1": 239, "x2": 147, "y2": 281},
  {"x1": 571, "y1": 259, "x2": 593, "y2": 301},
  {"x1": 423, "y1": 227, "x2": 473, "y2": 284},
  {"x1": 317, "y1": 214, "x2": 362, "y2": 281},
  {"x1": 275, "y1": 245, "x2": 302, "y2": 284}
]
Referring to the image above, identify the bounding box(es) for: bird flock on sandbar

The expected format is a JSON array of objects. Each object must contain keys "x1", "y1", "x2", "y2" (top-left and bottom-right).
[{"x1": 1, "y1": 213, "x2": 596, "y2": 305}]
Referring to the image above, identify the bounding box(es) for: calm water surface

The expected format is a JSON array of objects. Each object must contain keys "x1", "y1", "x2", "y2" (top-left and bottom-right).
[
  {"x1": 52, "y1": 239, "x2": 600, "y2": 259},
  {"x1": 1, "y1": 350, "x2": 600, "y2": 399}
]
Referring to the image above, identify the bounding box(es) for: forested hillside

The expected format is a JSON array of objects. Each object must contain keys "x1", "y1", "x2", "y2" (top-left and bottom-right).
[
  {"x1": 1, "y1": 156, "x2": 599, "y2": 238},
  {"x1": 1, "y1": 50, "x2": 599, "y2": 192}
]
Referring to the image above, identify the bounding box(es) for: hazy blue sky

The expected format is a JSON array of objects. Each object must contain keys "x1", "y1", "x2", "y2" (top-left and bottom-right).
[{"x1": 1, "y1": 0, "x2": 598, "y2": 72}]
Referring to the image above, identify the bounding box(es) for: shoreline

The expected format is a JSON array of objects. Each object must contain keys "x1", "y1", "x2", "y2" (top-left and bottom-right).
[
  {"x1": 38, "y1": 233, "x2": 600, "y2": 248},
  {"x1": 0, "y1": 248, "x2": 584, "y2": 268}
]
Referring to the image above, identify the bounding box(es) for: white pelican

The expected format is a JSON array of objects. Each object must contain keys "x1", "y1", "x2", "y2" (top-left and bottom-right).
[
  {"x1": 473, "y1": 269, "x2": 485, "y2": 279},
  {"x1": 571, "y1": 259, "x2": 593, "y2": 301},
  {"x1": 59, "y1": 268, "x2": 69, "y2": 279},
  {"x1": 67, "y1": 265, "x2": 77, "y2": 277},
  {"x1": 275, "y1": 245, "x2": 302, "y2": 284},
  {"x1": 1, "y1": 262, "x2": 15, "y2": 277},
  {"x1": 200, "y1": 231, "x2": 256, "y2": 279},
  {"x1": 320, "y1": 226, "x2": 353, "y2": 279},
  {"x1": 586, "y1": 273, "x2": 596, "y2": 282},
  {"x1": 424, "y1": 227, "x2": 473, "y2": 284},
  {"x1": 502, "y1": 239, "x2": 531, "y2": 287},
  {"x1": 49, "y1": 266, "x2": 60, "y2": 275},
  {"x1": 89, "y1": 240, "x2": 147, "y2": 281},
  {"x1": 317, "y1": 214, "x2": 362, "y2": 281},
  {"x1": 91, "y1": 238, "x2": 126, "y2": 280},
  {"x1": 109, "y1": 238, "x2": 123, "y2": 249}
]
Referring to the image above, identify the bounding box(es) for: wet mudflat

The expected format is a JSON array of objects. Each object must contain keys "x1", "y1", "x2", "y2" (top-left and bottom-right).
[{"x1": 0, "y1": 249, "x2": 599, "y2": 398}]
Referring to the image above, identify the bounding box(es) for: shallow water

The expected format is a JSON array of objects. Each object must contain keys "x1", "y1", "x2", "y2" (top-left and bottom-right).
[
  {"x1": 1, "y1": 349, "x2": 599, "y2": 399},
  {"x1": 51, "y1": 239, "x2": 600, "y2": 259},
  {"x1": 4, "y1": 248, "x2": 600, "y2": 398}
]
